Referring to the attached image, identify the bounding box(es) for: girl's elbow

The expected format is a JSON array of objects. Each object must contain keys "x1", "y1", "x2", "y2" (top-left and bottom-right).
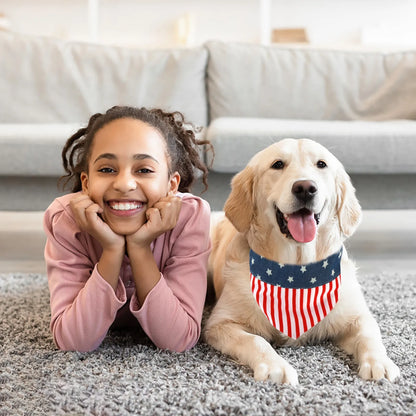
[
  {"x1": 169, "y1": 338, "x2": 198, "y2": 353},
  {"x1": 52, "y1": 326, "x2": 101, "y2": 352},
  {"x1": 55, "y1": 339, "x2": 99, "y2": 353},
  {"x1": 157, "y1": 322, "x2": 201, "y2": 352}
]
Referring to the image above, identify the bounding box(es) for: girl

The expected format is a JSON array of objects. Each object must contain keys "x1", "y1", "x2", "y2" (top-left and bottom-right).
[{"x1": 43, "y1": 106, "x2": 211, "y2": 353}]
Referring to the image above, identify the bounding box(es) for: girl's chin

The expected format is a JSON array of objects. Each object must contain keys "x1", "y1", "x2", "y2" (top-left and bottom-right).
[
  {"x1": 109, "y1": 223, "x2": 143, "y2": 236},
  {"x1": 103, "y1": 215, "x2": 145, "y2": 236}
]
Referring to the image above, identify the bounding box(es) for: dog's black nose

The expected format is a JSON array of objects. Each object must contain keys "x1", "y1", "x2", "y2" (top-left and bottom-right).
[{"x1": 292, "y1": 180, "x2": 318, "y2": 203}]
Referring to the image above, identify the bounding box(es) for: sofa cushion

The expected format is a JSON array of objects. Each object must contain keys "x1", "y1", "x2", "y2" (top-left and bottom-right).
[
  {"x1": 206, "y1": 117, "x2": 416, "y2": 174},
  {"x1": 0, "y1": 123, "x2": 80, "y2": 176},
  {"x1": 206, "y1": 41, "x2": 416, "y2": 122},
  {"x1": 0, "y1": 32, "x2": 208, "y2": 126}
]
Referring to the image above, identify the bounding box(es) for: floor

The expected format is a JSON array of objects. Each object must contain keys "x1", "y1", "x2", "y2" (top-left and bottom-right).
[{"x1": 0, "y1": 210, "x2": 415, "y2": 275}]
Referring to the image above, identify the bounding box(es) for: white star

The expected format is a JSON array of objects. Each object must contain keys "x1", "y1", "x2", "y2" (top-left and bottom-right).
[
  {"x1": 257, "y1": 275, "x2": 262, "y2": 280},
  {"x1": 266, "y1": 269, "x2": 272, "y2": 276},
  {"x1": 288, "y1": 276, "x2": 294, "y2": 283},
  {"x1": 322, "y1": 260, "x2": 328, "y2": 269},
  {"x1": 251, "y1": 258, "x2": 255, "y2": 265},
  {"x1": 279, "y1": 263, "x2": 285, "y2": 268},
  {"x1": 300, "y1": 266, "x2": 307, "y2": 273},
  {"x1": 331, "y1": 269, "x2": 335, "y2": 276},
  {"x1": 310, "y1": 277, "x2": 317, "y2": 284}
]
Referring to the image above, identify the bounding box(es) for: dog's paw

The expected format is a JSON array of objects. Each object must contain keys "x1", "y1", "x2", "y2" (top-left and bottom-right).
[
  {"x1": 358, "y1": 355, "x2": 400, "y2": 382},
  {"x1": 253, "y1": 359, "x2": 298, "y2": 385}
]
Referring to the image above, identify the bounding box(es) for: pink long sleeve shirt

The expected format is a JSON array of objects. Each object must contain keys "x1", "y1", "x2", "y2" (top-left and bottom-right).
[{"x1": 43, "y1": 192, "x2": 211, "y2": 353}]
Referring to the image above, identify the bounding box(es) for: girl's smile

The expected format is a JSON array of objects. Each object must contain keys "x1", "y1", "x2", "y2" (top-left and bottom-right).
[
  {"x1": 81, "y1": 118, "x2": 180, "y2": 235},
  {"x1": 106, "y1": 199, "x2": 145, "y2": 216},
  {"x1": 107, "y1": 200, "x2": 144, "y2": 212}
]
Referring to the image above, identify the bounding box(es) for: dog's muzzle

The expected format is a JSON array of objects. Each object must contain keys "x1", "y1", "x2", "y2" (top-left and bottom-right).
[{"x1": 275, "y1": 206, "x2": 320, "y2": 243}]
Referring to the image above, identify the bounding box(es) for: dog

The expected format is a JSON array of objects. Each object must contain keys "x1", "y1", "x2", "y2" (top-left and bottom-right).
[{"x1": 205, "y1": 138, "x2": 400, "y2": 385}]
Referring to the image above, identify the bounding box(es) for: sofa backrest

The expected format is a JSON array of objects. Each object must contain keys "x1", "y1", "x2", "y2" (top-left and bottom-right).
[
  {"x1": 0, "y1": 32, "x2": 208, "y2": 126},
  {"x1": 206, "y1": 41, "x2": 416, "y2": 122}
]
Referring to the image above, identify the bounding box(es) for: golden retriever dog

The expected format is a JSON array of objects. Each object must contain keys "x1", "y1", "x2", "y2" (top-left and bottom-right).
[{"x1": 205, "y1": 138, "x2": 400, "y2": 385}]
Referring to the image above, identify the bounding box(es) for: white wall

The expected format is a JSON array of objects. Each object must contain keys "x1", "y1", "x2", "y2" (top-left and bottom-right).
[{"x1": 1, "y1": 0, "x2": 415, "y2": 48}]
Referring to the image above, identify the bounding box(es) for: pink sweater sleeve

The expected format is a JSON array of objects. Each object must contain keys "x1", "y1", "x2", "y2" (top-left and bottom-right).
[
  {"x1": 130, "y1": 195, "x2": 211, "y2": 352},
  {"x1": 43, "y1": 197, "x2": 127, "y2": 352}
]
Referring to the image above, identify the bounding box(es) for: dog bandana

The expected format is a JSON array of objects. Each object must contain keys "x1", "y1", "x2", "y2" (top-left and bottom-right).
[{"x1": 250, "y1": 247, "x2": 343, "y2": 339}]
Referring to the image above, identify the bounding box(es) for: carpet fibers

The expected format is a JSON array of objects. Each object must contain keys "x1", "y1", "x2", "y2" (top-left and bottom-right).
[{"x1": 0, "y1": 272, "x2": 415, "y2": 416}]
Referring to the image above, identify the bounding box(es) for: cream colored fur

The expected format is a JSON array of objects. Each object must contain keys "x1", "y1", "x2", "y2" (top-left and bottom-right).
[{"x1": 205, "y1": 138, "x2": 400, "y2": 385}]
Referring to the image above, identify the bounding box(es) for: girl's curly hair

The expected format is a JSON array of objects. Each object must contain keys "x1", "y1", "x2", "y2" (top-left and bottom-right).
[{"x1": 60, "y1": 106, "x2": 212, "y2": 193}]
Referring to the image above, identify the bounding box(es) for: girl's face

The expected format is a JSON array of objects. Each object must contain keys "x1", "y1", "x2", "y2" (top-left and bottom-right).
[{"x1": 81, "y1": 118, "x2": 180, "y2": 236}]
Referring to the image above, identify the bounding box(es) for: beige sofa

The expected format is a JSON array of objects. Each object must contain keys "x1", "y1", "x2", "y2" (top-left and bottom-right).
[{"x1": 1, "y1": 32, "x2": 416, "y2": 210}]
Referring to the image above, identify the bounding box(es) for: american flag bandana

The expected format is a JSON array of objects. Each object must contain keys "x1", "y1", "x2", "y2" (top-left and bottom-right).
[{"x1": 250, "y1": 247, "x2": 343, "y2": 339}]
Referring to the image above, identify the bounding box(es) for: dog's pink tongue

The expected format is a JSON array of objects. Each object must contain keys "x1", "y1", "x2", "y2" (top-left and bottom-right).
[{"x1": 287, "y1": 211, "x2": 317, "y2": 243}]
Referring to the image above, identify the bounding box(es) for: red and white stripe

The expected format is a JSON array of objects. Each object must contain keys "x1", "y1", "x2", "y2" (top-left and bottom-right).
[{"x1": 250, "y1": 273, "x2": 341, "y2": 339}]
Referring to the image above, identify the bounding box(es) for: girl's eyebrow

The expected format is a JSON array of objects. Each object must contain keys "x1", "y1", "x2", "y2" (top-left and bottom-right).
[
  {"x1": 93, "y1": 153, "x2": 116, "y2": 163},
  {"x1": 93, "y1": 153, "x2": 159, "y2": 164},
  {"x1": 133, "y1": 153, "x2": 159, "y2": 164}
]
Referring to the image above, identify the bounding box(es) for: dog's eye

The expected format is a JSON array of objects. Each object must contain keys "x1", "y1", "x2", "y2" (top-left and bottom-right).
[
  {"x1": 317, "y1": 160, "x2": 327, "y2": 169},
  {"x1": 271, "y1": 160, "x2": 285, "y2": 170}
]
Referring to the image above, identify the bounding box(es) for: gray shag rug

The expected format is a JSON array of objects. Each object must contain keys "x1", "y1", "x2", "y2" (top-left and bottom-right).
[{"x1": 0, "y1": 272, "x2": 415, "y2": 416}]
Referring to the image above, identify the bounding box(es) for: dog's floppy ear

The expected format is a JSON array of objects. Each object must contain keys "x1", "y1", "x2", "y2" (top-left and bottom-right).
[
  {"x1": 224, "y1": 166, "x2": 255, "y2": 233},
  {"x1": 336, "y1": 169, "x2": 362, "y2": 237}
]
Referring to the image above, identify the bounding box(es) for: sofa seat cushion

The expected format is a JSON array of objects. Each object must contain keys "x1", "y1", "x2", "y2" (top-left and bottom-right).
[
  {"x1": 206, "y1": 117, "x2": 416, "y2": 174},
  {"x1": 0, "y1": 123, "x2": 80, "y2": 176}
]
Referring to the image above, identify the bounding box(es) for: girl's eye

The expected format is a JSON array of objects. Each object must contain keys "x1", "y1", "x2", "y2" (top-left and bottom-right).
[
  {"x1": 98, "y1": 167, "x2": 115, "y2": 173},
  {"x1": 317, "y1": 160, "x2": 327, "y2": 169},
  {"x1": 137, "y1": 168, "x2": 153, "y2": 174},
  {"x1": 271, "y1": 160, "x2": 285, "y2": 170}
]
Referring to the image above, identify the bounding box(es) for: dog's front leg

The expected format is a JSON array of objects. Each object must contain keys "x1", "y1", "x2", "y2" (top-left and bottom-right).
[
  {"x1": 205, "y1": 322, "x2": 298, "y2": 385},
  {"x1": 336, "y1": 312, "x2": 400, "y2": 381}
]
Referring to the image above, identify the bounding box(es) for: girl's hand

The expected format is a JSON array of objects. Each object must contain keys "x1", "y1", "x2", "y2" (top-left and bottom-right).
[
  {"x1": 70, "y1": 193, "x2": 125, "y2": 251},
  {"x1": 126, "y1": 194, "x2": 182, "y2": 249}
]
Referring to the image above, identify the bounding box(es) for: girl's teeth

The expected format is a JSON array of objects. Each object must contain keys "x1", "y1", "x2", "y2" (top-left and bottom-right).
[{"x1": 111, "y1": 202, "x2": 141, "y2": 211}]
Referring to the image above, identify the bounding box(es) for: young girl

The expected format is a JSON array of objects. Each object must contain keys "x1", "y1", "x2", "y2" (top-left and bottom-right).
[{"x1": 43, "y1": 106, "x2": 211, "y2": 353}]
